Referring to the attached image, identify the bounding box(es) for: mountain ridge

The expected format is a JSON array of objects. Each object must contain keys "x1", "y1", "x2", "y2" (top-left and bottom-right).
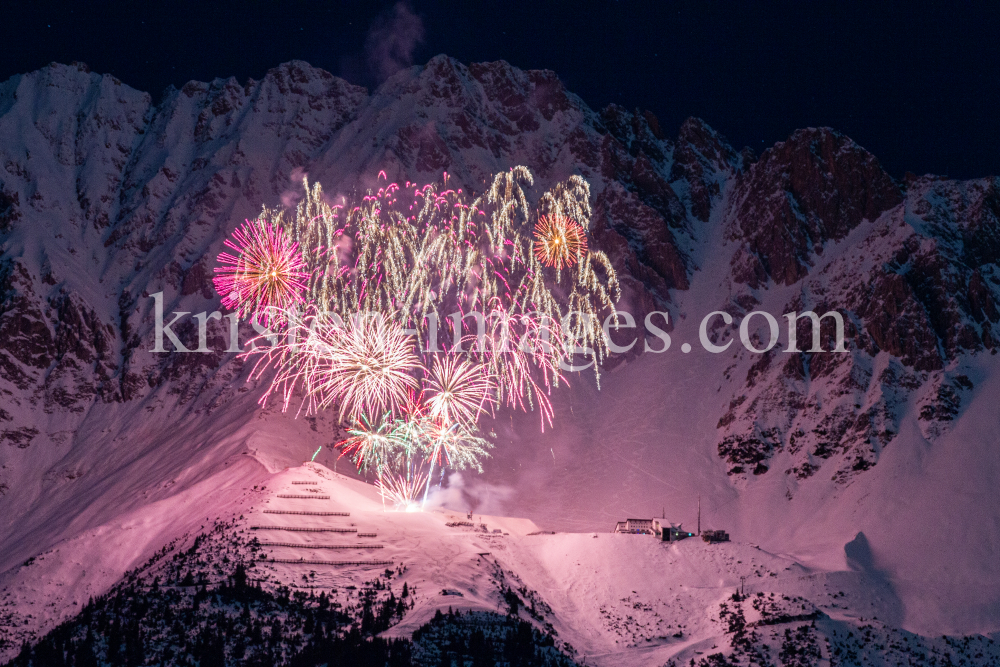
[{"x1": 1, "y1": 55, "x2": 999, "y2": 644}]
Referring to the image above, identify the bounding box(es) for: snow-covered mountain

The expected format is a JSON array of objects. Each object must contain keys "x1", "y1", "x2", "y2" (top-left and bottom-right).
[{"x1": 1, "y1": 56, "x2": 999, "y2": 659}]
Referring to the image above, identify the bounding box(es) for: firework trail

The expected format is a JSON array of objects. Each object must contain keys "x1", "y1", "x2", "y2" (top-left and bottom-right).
[
  {"x1": 213, "y1": 220, "x2": 308, "y2": 326},
  {"x1": 418, "y1": 418, "x2": 493, "y2": 507}
]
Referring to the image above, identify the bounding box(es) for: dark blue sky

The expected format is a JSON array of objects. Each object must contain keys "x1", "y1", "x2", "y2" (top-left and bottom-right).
[{"x1": 3, "y1": 1, "x2": 998, "y2": 179}]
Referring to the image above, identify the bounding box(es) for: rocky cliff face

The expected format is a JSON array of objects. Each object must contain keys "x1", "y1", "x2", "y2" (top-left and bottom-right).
[
  {"x1": 714, "y1": 130, "x2": 1000, "y2": 484},
  {"x1": 1, "y1": 55, "x2": 998, "y2": 514}
]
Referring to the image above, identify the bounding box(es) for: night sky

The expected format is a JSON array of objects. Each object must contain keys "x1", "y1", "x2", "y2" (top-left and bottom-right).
[{"x1": 2, "y1": 1, "x2": 998, "y2": 179}]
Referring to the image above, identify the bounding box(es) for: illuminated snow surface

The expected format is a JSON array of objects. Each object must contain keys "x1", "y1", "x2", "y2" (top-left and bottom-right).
[
  {"x1": 3, "y1": 462, "x2": 999, "y2": 666},
  {"x1": 1, "y1": 58, "x2": 1000, "y2": 664}
]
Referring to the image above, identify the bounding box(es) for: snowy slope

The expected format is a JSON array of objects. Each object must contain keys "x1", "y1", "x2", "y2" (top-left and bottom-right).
[
  {"x1": 6, "y1": 464, "x2": 998, "y2": 666},
  {"x1": 0, "y1": 55, "x2": 999, "y2": 654}
]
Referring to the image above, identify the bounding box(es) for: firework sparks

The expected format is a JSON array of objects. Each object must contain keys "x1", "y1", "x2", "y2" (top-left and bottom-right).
[
  {"x1": 424, "y1": 356, "x2": 493, "y2": 426},
  {"x1": 376, "y1": 471, "x2": 429, "y2": 511},
  {"x1": 423, "y1": 420, "x2": 493, "y2": 474},
  {"x1": 466, "y1": 301, "x2": 565, "y2": 430},
  {"x1": 213, "y1": 220, "x2": 308, "y2": 325},
  {"x1": 317, "y1": 314, "x2": 421, "y2": 423},
  {"x1": 532, "y1": 214, "x2": 588, "y2": 270},
  {"x1": 223, "y1": 168, "x2": 622, "y2": 497},
  {"x1": 337, "y1": 413, "x2": 399, "y2": 474},
  {"x1": 250, "y1": 310, "x2": 421, "y2": 423}
]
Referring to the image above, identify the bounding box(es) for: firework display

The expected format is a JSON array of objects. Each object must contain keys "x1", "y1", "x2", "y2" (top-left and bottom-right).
[
  {"x1": 247, "y1": 310, "x2": 420, "y2": 422},
  {"x1": 424, "y1": 355, "x2": 493, "y2": 426},
  {"x1": 212, "y1": 220, "x2": 309, "y2": 326},
  {"x1": 533, "y1": 214, "x2": 588, "y2": 270},
  {"x1": 215, "y1": 167, "x2": 619, "y2": 509},
  {"x1": 375, "y1": 471, "x2": 429, "y2": 511},
  {"x1": 336, "y1": 413, "x2": 399, "y2": 475},
  {"x1": 269, "y1": 167, "x2": 619, "y2": 361}
]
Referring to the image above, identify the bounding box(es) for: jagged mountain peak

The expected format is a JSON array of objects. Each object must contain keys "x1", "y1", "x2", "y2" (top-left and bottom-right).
[{"x1": 724, "y1": 125, "x2": 903, "y2": 287}]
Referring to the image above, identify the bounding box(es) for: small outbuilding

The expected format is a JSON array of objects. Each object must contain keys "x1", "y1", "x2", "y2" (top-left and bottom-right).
[
  {"x1": 653, "y1": 519, "x2": 694, "y2": 542},
  {"x1": 702, "y1": 529, "x2": 730, "y2": 543}
]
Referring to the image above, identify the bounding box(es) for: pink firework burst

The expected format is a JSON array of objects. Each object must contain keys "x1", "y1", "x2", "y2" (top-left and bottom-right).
[{"x1": 213, "y1": 220, "x2": 309, "y2": 326}]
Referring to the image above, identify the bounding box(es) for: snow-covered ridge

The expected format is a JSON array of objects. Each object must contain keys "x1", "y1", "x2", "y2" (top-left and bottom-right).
[{"x1": 6, "y1": 464, "x2": 1000, "y2": 666}]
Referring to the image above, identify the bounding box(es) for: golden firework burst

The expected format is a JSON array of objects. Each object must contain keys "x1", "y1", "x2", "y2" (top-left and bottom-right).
[{"x1": 532, "y1": 214, "x2": 588, "y2": 270}]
